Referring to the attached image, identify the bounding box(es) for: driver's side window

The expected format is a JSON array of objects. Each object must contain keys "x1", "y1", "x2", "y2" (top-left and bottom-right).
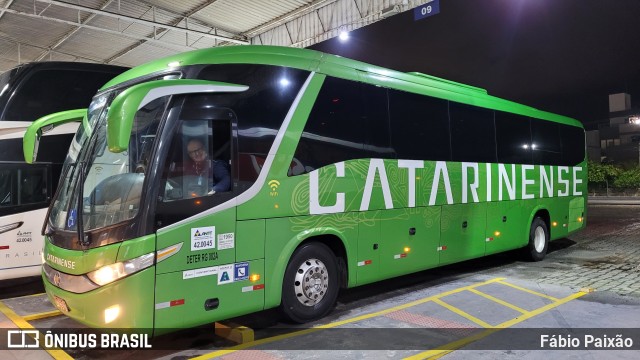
[
  {"x1": 154, "y1": 95, "x2": 235, "y2": 228},
  {"x1": 160, "y1": 94, "x2": 234, "y2": 205},
  {"x1": 162, "y1": 119, "x2": 232, "y2": 202}
]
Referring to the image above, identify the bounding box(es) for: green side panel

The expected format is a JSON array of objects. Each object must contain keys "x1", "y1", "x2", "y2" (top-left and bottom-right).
[
  {"x1": 154, "y1": 259, "x2": 264, "y2": 332},
  {"x1": 547, "y1": 199, "x2": 569, "y2": 240},
  {"x1": 379, "y1": 207, "x2": 440, "y2": 279},
  {"x1": 356, "y1": 211, "x2": 380, "y2": 285},
  {"x1": 44, "y1": 238, "x2": 120, "y2": 275},
  {"x1": 116, "y1": 234, "x2": 156, "y2": 262},
  {"x1": 263, "y1": 215, "x2": 357, "y2": 309},
  {"x1": 156, "y1": 207, "x2": 236, "y2": 275},
  {"x1": 236, "y1": 219, "x2": 265, "y2": 261},
  {"x1": 485, "y1": 200, "x2": 528, "y2": 255},
  {"x1": 568, "y1": 196, "x2": 586, "y2": 232},
  {"x1": 439, "y1": 203, "x2": 487, "y2": 265},
  {"x1": 43, "y1": 267, "x2": 154, "y2": 328}
]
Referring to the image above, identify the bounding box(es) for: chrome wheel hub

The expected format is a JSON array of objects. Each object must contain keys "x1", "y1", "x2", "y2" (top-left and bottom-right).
[
  {"x1": 534, "y1": 226, "x2": 546, "y2": 253},
  {"x1": 293, "y1": 258, "x2": 329, "y2": 306}
]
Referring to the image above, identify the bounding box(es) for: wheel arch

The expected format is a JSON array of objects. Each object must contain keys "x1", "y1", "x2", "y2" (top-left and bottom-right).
[
  {"x1": 527, "y1": 206, "x2": 550, "y2": 239},
  {"x1": 264, "y1": 227, "x2": 351, "y2": 309}
]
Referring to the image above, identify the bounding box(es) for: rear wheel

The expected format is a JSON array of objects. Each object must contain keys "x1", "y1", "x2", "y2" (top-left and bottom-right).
[
  {"x1": 525, "y1": 217, "x2": 549, "y2": 261},
  {"x1": 280, "y1": 242, "x2": 339, "y2": 323}
]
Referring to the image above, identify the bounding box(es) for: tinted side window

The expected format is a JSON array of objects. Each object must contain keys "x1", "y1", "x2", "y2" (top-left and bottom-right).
[
  {"x1": 495, "y1": 112, "x2": 532, "y2": 164},
  {"x1": 198, "y1": 64, "x2": 309, "y2": 182},
  {"x1": 0, "y1": 165, "x2": 50, "y2": 217},
  {"x1": 561, "y1": 124, "x2": 585, "y2": 165},
  {"x1": 388, "y1": 89, "x2": 450, "y2": 161},
  {"x1": 292, "y1": 77, "x2": 367, "y2": 174},
  {"x1": 449, "y1": 102, "x2": 496, "y2": 163},
  {"x1": 0, "y1": 169, "x2": 11, "y2": 207},
  {"x1": 531, "y1": 120, "x2": 562, "y2": 165},
  {"x1": 363, "y1": 85, "x2": 394, "y2": 159},
  {"x1": 5, "y1": 69, "x2": 120, "y2": 122},
  {"x1": 0, "y1": 134, "x2": 73, "y2": 163}
]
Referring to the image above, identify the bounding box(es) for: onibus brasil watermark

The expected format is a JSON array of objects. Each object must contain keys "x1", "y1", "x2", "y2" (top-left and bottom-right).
[{"x1": 7, "y1": 330, "x2": 151, "y2": 349}]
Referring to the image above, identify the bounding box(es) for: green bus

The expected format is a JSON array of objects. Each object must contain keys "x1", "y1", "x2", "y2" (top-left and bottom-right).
[{"x1": 24, "y1": 45, "x2": 586, "y2": 333}]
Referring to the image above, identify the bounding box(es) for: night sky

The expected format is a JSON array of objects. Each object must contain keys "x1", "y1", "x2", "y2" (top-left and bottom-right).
[{"x1": 310, "y1": 0, "x2": 640, "y2": 129}]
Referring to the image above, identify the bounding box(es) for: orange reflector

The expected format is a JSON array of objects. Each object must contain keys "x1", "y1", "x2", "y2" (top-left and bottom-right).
[
  {"x1": 404, "y1": 247, "x2": 410, "y2": 253},
  {"x1": 250, "y1": 274, "x2": 260, "y2": 282}
]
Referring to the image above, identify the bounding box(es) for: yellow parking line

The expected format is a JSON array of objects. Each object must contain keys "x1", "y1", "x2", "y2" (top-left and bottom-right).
[
  {"x1": 467, "y1": 288, "x2": 528, "y2": 314},
  {"x1": 496, "y1": 280, "x2": 559, "y2": 301},
  {"x1": 404, "y1": 290, "x2": 587, "y2": 360},
  {"x1": 23, "y1": 309, "x2": 62, "y2": 322},
  {"x1": 432, "y1": 298, "x2": 493, "y2": 328},
  {"x1": 190, "y1": 277, "x2": 506, "y2": 359},
  {"x1": 0, "y1": 300, "x2": 73, "y2": 360}
]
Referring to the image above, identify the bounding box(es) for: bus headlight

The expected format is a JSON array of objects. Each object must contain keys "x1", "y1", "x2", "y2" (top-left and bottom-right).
[{"x1": 87, "y1": 253, "x2": 154, "y2": 286}]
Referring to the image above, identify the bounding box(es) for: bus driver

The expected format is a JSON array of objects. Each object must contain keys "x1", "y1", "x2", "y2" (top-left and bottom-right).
[{"x1": 185, "y1": 138, "x2": 231, "y2": 194}]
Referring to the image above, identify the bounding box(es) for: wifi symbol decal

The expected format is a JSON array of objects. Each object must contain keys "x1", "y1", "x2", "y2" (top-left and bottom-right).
[{"x1": 268, "y1": 180, "x2": 280, "y2": 197}]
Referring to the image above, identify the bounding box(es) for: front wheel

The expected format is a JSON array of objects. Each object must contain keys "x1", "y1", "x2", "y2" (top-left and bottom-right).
[
  {"x1": 280, "y1": 242, "x2": 339, "y2": 323},
  {"x1": 525, "y1": 217, "x2": 549, "y2": 261}
]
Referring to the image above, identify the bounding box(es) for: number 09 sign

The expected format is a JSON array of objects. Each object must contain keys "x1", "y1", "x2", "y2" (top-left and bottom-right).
[{"x1": 414, "y1": 0, "x2": 440, "y2": 21}]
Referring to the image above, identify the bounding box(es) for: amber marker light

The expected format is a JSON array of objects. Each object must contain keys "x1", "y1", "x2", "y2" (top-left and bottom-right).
[
  {"x1": 250, "y1": 274, "x2": 261, "y2": 282},
  {"x1": 195, "y1": 200, "x2": 202, "y2": 205},
  {"x1": 404, "y1": 247, "x2": 410, "y2": 253},
  {"x1": 552, "y1": 221, "x2": 558, "y2": 227},
  {"x1": 494, "y1": 231, "x2": 501, "y2": 237},
  {"x1": 578, "y1": 217, "x2": 583, "y2": 222}
]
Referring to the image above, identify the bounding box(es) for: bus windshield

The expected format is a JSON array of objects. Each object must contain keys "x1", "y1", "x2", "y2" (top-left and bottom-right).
[{"x1": 49, "y1": 92, "x2": 164, "y2": 235}]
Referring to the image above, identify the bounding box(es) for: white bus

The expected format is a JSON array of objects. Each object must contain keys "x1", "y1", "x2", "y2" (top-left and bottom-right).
[{"x1": 0, "y1": 62, "x2": 126, "y2": 280}]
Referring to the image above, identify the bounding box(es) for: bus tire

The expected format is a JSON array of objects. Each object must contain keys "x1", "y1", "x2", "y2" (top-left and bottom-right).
[
  {"x1": 526, "y1": 217, "x2": 549, "y2": 262},
  {"x1": 280, "y1": 242, "x2": 339, "y2": 323}
]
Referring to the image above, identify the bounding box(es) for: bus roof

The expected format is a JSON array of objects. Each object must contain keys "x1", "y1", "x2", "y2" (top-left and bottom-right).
[{"x1": 102, "y1": 45, "x2": 582, "y2": 128}]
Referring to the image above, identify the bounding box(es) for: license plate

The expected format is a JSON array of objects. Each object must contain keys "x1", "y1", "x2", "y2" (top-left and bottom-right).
[{"x1": 52, "y1": 295, "x2": 69, "y2": 313}]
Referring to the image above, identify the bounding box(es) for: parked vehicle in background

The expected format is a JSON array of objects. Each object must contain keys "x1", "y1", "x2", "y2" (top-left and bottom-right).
[{"x1": 0, "y1": 62, "x2": 127, "y2": 280}]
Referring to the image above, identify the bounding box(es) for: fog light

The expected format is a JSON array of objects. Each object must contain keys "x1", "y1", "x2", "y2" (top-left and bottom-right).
[{"x1": 104, "y1": 305, "x2": 120, "y2": 324}]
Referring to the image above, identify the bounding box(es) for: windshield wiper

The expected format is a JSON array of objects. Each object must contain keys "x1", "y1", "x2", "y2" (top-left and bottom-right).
[
  {"x1": 77, "y1": 161, "x2": 89, "y2": 246},
  {"x1": 42, "y1": 162, "x2": 74, "y2": 237}
]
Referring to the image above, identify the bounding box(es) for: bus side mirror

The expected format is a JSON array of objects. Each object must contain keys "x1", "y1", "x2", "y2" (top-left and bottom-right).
[
  {"x1": 23, "y1": 109, "x2": 86, "y2": 164},
  {"x1": 106, "y1": 79, "x2": 248, "y2": 153}
]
